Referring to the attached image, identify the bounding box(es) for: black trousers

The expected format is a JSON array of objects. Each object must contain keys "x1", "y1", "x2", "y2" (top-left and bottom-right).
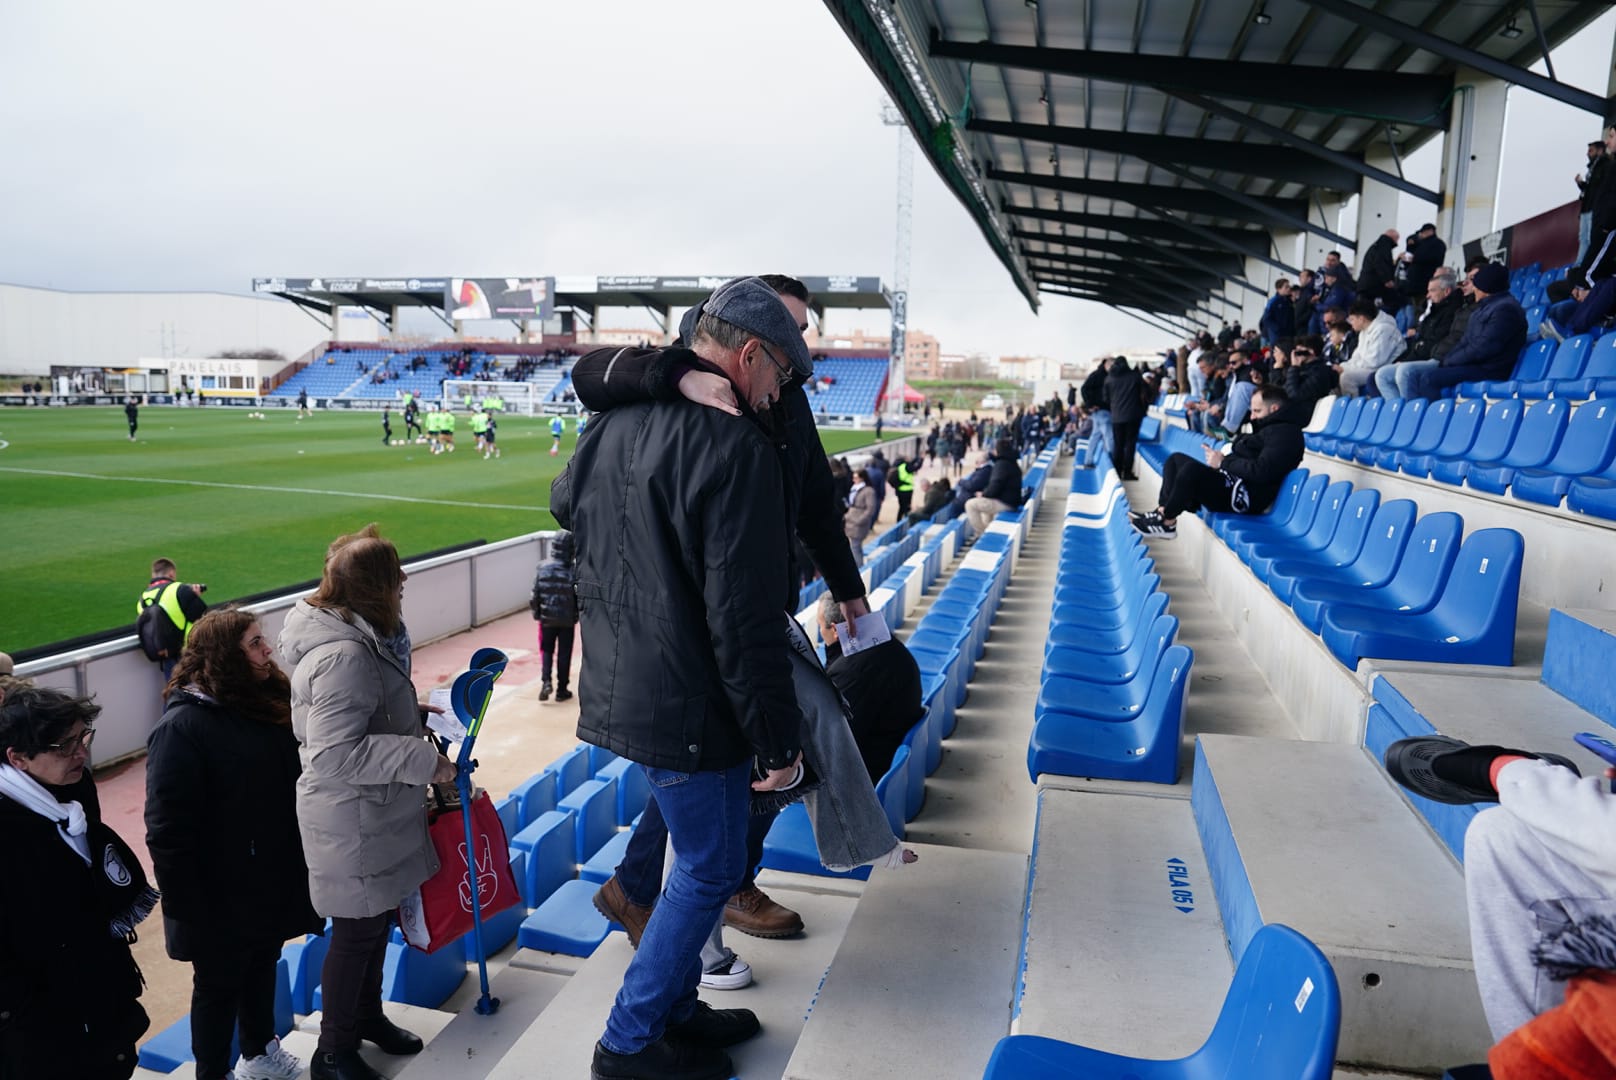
[
  {"x1": 539, "y1": 623, "x2": 575, "y2": 688},
  {"x1": 1111, "y1": 419, "x2": 1142, "y2": 477},
  {"x1": 317, "y1": 913, "x2": 391, "y2": 1054},
  {"x1": 190, "y1": 942, "x2": 280, "y2": 1079},
  {"x1": 1158, "y1": 453, "x2": 1235, "y2": 520},
  {"x1": 895, "y1": 488, "x2": 913, "y2": 519}
]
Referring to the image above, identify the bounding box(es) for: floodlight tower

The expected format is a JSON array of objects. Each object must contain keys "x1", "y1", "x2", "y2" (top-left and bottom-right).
[{"x1": 880, "y1": 102, "x2": 913, "y2": 423}]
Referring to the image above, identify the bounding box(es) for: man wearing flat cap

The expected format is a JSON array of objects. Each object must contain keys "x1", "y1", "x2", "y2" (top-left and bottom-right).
[
  {"x1": 1408, "y1": 262, "x2": 1527, "y2": 401},
  {"x1": 552, "y1": 277, "x2": 808, "y2": 1080}
]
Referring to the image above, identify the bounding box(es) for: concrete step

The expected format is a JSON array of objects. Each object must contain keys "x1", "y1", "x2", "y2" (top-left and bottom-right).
[
  {"x1": 482, "y1": 873, "x2": 863, "y2": 1079},
  {"x1": 782, "y1": 843, "x2": 1026, "y2": 1080},
  {"x1": 1015, "y1": 785, "x2": 1232, "y2": 1060},
  {"x1": 1367, "y1": 667, "x2": 1614, "y2": 860},
  {"x1": 1192, "y1": 734, "x2": 1492, "y2": 1073},
  {"x1": 394, "y1": 965, "x2": 571, "y2": 1080}
]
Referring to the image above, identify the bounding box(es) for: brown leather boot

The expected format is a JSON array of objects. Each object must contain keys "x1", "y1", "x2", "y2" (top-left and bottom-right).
[
  {"x1": 723, "y1": 884, "x2": 804, "y2": 938},
  {"x1": 593, "y1": 874, "x2": 654, "y2": 949}
]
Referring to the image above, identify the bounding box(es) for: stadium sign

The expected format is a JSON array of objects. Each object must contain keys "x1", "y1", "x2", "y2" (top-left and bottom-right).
[{"x1": 447, "y1": 277, "x2": 556, "y2": 321}]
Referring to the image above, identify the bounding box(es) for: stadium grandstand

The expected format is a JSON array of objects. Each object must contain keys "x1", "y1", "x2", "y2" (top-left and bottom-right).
[{"x1": 9, "y1": 2, "x2": 1616, "y2": 1079}]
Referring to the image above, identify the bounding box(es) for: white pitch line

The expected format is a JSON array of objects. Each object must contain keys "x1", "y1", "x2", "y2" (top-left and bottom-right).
[{"x1": 0, "y1": 466, "x2": 549, "y2": 512}]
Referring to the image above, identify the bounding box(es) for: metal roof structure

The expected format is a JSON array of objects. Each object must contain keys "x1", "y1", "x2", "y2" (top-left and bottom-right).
[{"x1": 823, "y1": 0, "x2": 1614, "y2": 332}]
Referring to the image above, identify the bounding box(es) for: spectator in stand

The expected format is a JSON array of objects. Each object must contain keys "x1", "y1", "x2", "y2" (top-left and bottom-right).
[
  {"x1": 1131, "y1": 384, "x2": 1307, "y2": 541},
  {"x1": 1317, "y1": 250, "x2": 1350, "y2": 285},
  {"x1": 1293, "y1": 269, "x2": 1320, "y2": 336},
  {"x1": 1356, "y1": 229, "x2": 1400, "y2": 309},
  {"x1": 1379, "y1": 272, "x2": 1464, "y2": 399},
  {"x1": 1212, "y1": 346, "x2": 1263, "y2": 435},
  {"x1": 1580, "y1": 125, "x2": 1616, "y2": 283},
  {"x1": 1318, "y1": 265, "x2": 1356, "y2": 317},
  {"x1": 965, "y1": 438, "x2": 1024, "y2": 540},
  {"x1": 1280, "y1": 334, "x2": 1338, "y2": 418},
  {"x1": 865, "y1": 451, "x2": 888, "y2": 519},
  {"x1": 529, "y1": 532, "x2": 579, "y2": 703},
  {"x1": 1336, "y1": 298, "x2": 1403, "y2": 397},
  {"x1": 0, "y1": 686, "x2": 158, "y2": 1080},
  {"x1": 145, "y1": 608, "x2": 320, "y2": 1080},
  {"x1": 1080, "y1": 358, "x2": 1113, "y2": 461},
  {"x1": 1542, "y1": 270, "x2": 1616, "y2": 343},
  {"x1": 1103, "y1": 355, "x2": 1147, "y2": 480},
  {"x1": 816, "y1": 593, "x2": 925, "y2": 786},
  {"x1": 1576, "y1": 138, "x2": 1609, "y2": 263},
  {"x1": 908, "y1": 476, "x2": 951, "y2": 524},
  {"x1": 1259, "y1": 279, "x2": 1295, "y2": 346},
  {"x1": 1409, "y1": 263, "x2": 1528, "y2": 401},
  {"x1": 844, "y1": 468, "x2": 877, "y2": 564},
  {"x1": 951, "y1": 452, "x2": 992, "y2": 512},
  {"x1": 1402, "y1": 223, "x2": 1448, "y2": 310}
]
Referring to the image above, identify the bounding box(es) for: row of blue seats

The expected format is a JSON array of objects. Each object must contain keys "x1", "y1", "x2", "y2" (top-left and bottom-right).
[
  {"x1": 1457, "y1": 332, "x2": 1611, "y2": 401},
  {"x1": 1308, "y1": 394, "x2": 1616, "y2": 517},
  {"x1": 1028, "y1": 447, "x2": 1193, "y2": 787},
  {"x1": 1205, "y1": 468, "x2": 1524, "y2": 669}
]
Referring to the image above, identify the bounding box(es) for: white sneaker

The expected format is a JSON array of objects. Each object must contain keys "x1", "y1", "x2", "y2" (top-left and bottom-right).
[
  {"x1": 699, "y1": 954, "x2": 753, "y2": 991},
  {"x1": 234, "y1": 1038, "x2": 302, "y2": 1080}
]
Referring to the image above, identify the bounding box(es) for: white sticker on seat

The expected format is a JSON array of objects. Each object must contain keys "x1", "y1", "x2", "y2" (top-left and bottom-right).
[{"x1": 1295, "y1": 977, "x2": 1314, "y2": 1012}]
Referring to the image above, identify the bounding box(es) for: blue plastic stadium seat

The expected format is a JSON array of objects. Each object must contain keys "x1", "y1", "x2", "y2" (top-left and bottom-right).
[
  {"x1": 981, "y1": 924, "x2": 1340, "y2": 1080},
  {"x1": 1045, "y1": 614, "x2": 1179, "y2": 686},
  {"x1": 1511, "y1": 401, "x2": 1616, "y2": 506},
  {"x1": 1552, "y1": 334, "x2": 1616, "y2": 399},
  {"x1": 1458, "y1": 339, "x2": 1554, "y2": 399},
  {"x1": 382, "y1": 934, "x2": 466, "y2": 1007},
  {"x1": 1211, "y1": 470, "x2": 1308, "y2": 541},
  {"x1": 517, "y1": 879, "x2": 613, "y2": 956},
  {"x1": 1311, "y1": 399, "x2": 1366, "y2": 456},
  {"x1": 586, "y1": 744, "x2": 619, "y2": 774},
  {"x1": 579, "y1": 828, "x2": 633, "y2": 885},
  {"x1": 466, "y1": 848, "x2": 529, "y2": 960},
  {"x1": 1361, "y1": 398, "x2": 1427, "y2": 466},
  {"x1": 900, "y1": 720, "x2": 929, "y2": 820},
  {"x1": 1515, "y1": 334, "x2": 1594, "y2": 398},
  {"x1": 1027, "y1": 645, "x2": 1192, "y2": 786},
  {"x1": 1320, "y1": 528, "x2": 1524, "y2": 668},
  {"x1": 1404, "y1": 400, "x2": 1491, "y2": 477},
  {"x1": 139, "y1": 961, "x2": 297, "y2": 1073},
  {"x1": 510, "y1": 809, "x2": 577, "y2": 908},
  {"x1": 1048, "y1": 592, "x2": 1170, "y2": 655},
  {"x1": 509, "y1": 770, "x2": 558, "y2": 828},
  {"x1": 594, "y1": 755, "x2": 652, "y2": 828},
  {"x1": 1324, "y1": 398, "x2": 1381, "y2": 457},
  {"x1": 1290, "y1": 511, "x2": 1464, "y2": 634},
  {"x1": 1464, "y1": 398, "x2": 1568, "y2": 495},
  {"x1": 1244, "y1": 481, "x2": 1353, "y2": 580},
  {"x1": 1264, "y1": 492, "x2": 1398, "y2": 606},
  {"x1": 1226, "y1": 474, "x2": 1331, "y2": 559},
  {"x1": 1426, "y1": 399, "x2": 1523, "y2": 486},
  {"x1": 493, "y1": 794, "x2": 521, "y2": 844},
  {"x1": 922, "y1": 672, "x2": 951, "y2": 762},
  {"x1": 1304, "y1": 398, "x2": 1351, "y2": 450},
  {"x1": 557, "y1": 777, "x2": 619, "y2": 865},
  {"x1": 546, "y1": 745, "x2": 592, "y2": 799},
  {"x1": 760, "y1": 747, "x2": 909, "y2": 880},
  {"x1": 1349, "y1": 399, "x2": 1405, "y2": 461},
  {"x1": 1374, "y1": 399, "x2": 1448, "y2": 471},
  {"x1": 281, "y1": 930, "x2": 331, "y2": 1015}
]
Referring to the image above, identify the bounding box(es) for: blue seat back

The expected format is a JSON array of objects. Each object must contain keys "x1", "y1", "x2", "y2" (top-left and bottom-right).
[
  {"x1": 1382, "y1": 512, "x2": 1465, "y2": 610},
  {"x1": 1403, "y1": 399, "x2": 1453, "y2": 455},
  {"x1": 1432, "y1": 399, "x2": 1486, "y2": 456},
  {"x1": 1272, "y1": 474, "x2": 1331, "y2": 539},
  {"x1": 1497, "y1": 399, "x2": 1568, "y2": 468},
  {"x1": 1510, "y1": 339, "x2": 1556, "y2": 383},
  {"x1": 1316, "y1": 396, "x2": 1350, "y2": 436},
  {"x1": 1464, "y1": 399, "x2": 1523, "y2": 462},
  {"x1": 1189, "y1": 924, "x2": 1341, "y2": 1079},
  {"x1": 1548, "y1": 400, "x2": 1616, "y2": 475},
  {"x1": 1579, "y1": 334, "x2": 1616, "y2": 382},
  {"x1": 1430, "y1": 528, "x2": 1525, "y2": 640},
  {"x1": 1297, "y1": 480, "x2": 1354, "y2": 550},
  {"x1": 1244, "y1": 469, "x2": 1309, "y2": 529},
  {"x1": 1345, "y1": 398, "x2": 1383, "y2": 440},
  {"x1": 1343, "y1": 498, "x2": 1419, "y2": 585},
  {"x1": 876, "y1": 744, "x2": 909, "y2": 838},
  {"x1": 1543, "y1": 334, "x2": 1594, "y2": 381},
  {"x1": 1359, "y1": 399, "x2": 1403, "y2": 446},
  {"x1": 1315, "y1": 488, "x2": 1381, "y2": 566},
  {"x1": 509, "y1": 770, "x2": 558, "y2": 829},
  {"x1": 557, "y1": 777, "x2": 618, "y2": 865},
  {"x1": 1381, "y1": 398, "x2": 1427, "y2": 450},
  {"x1": 547, "y1": 746, "x2": 591, "y2": 799}
]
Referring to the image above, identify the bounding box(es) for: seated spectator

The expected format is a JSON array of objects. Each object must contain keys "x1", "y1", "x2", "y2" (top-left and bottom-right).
[
  {"x1": 1542, "y1": 271, "x2": 1616, "y2": 342},
  {"x1": 965, "y1": 439, "x2": 1024, "y2": 539},
  {"x1": 1384, "y1": 736, "x2": 1615, "y2": 1077},
  {"x1": 1279, "y1": 334, "x2": 1338, "y2": 417},
  {"x1": 816, "y1": 594, "x2": 925, "y2": 785},
  {"x1": 908, "y1": 477, "x2": 951, "y2": 523},
  {"x1": 951, "y1": 452, "x2": 992, "y2": 513},
  {"x1": 1408, "y1": 263, "x2": 1528, "y2": 400},
  {"x1": 1131, "y1": 384, "x2": 1307, "y2": 540},
  {"x1": 1379, "y1": 271, "x2": 1464, "y2": 398},
  {"x1": 1337, "y1": 299, "x2": 1403, "y2": 397}
]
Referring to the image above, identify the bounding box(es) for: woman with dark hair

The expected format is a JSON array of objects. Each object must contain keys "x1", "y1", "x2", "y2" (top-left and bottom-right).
[
  {"x1": 277, "y1": 525, "x2": 455, "y2": 1080},
  {"x1": 145, "y1": 607, "x2": 323, "y2": 1080},
  {"x1": 0, "y1": 686, "x2": 156, "y2": 1080}
]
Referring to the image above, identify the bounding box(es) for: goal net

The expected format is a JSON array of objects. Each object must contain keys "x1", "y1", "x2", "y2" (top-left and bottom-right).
[{"x1": 442, "y1": 380, "x2": 541, "y2": 416}]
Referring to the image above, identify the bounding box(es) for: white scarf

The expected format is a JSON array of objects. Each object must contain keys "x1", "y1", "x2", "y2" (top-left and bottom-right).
[{"x1": 0, "y1": 762, "x2": 90, "y2": 864}]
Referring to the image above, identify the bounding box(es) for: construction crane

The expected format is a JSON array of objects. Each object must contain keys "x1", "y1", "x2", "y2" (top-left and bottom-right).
[{"x1": 879, "y1": 101, "x2": 913, "y2": 423}]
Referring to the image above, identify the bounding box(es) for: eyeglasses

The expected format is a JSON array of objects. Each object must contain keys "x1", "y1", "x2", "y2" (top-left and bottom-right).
[
  {"x1": 757, "y1": 341, "x2": 795, "y2": 388},
  {"x1": 46, "y1": 726, "x2": 95, "y2": 756}
]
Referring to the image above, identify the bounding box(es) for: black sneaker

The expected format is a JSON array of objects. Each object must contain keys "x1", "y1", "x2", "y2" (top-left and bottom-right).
[
  {"x1": 665, "y1": 1000, "x2": 761, "y2": 1048},
  {"x1": 1133, "y1": 515, "x2": 1176, "y2": 539},
  {"x1": 555, "y1": 688, "x2": 574, "y2": 702},
  {"x1": 1384, "y1": 736, "x2": 1580, "y2": 805},
  {"x1": 539, "y1": 681, "x2": 552, "y2": 701},
  {"x1": 590, "y1": 1037, "x2": 732, "y2": 1080}
]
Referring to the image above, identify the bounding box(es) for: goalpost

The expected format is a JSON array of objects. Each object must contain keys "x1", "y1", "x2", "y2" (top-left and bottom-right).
[{"x1": 441, "y1": 379, "x2": 542, "y2": 416}]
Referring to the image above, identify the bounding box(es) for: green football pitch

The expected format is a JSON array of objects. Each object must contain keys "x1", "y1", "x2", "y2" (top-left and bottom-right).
[{"x1": 0, "y1": 406, "x2": 884, "y2": 652}]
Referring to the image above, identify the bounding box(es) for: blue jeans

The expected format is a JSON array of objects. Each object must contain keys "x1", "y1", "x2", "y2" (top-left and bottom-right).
[
  {"x1": 601, "y1": 761, "x2": 752, "y2": 1055},
  {"x1": 1375, "y1": 360, "x2": 1439, "y2": 400},
  {"x1": 1090, "y1": 409, "x2": 1113, "y2": 459},
  {"x1": 615, "y1": 792, "x2": 774, "y2": 908}
]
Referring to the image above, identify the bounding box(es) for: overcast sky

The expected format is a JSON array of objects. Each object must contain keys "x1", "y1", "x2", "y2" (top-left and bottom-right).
[{"x1": 0, "y1": 2, "x2": 1610, "y2": 361}]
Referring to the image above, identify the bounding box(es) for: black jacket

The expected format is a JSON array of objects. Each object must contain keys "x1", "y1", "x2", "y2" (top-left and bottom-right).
[
  {"x1": 570, "y1": 345, "x2": 865, "y2": 609},
  {"x1": 552, "y1": 396, "x2": 803, "y2": 773},
  {"x1": 1283, "y1": 359, "x2": 1339, "y2": 413},
  {"x1": 1221, "y1": 404, "x2": 1307, "y2": 514},
  {"x1": 1405, "y1": 234, "x2": 1448, "y2": 299},
  {"x1": 981, "y1": 448, "x2": 1025, "y2": 507},
  {"x1": 0, "y1": 773, "x2": 150, "y2": 1079},
  {"x1": 1406, "y1": 289, "x2": 1464, "y2": 363},
  {"x1": 1357, "y1": 235, "x2": 1398, "y2": 303},
  {"x1": 825, "y1": 638, "x2": 925, "y2": 785},
  {"x1": 1102, "y1": 361, "x2": 1147, "y2": 424},
  {"x1": 1080, "y1": 364, "x2": 1107, "y2": 410},
  {"x1": 144, "y1": 692, "x2": 322, "y2": 960},
  {"x1": 530, "y1": 535, "x2": 578, "y2": 627}
]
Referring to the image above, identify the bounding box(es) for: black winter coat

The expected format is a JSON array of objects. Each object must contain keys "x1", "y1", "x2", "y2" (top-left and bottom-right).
[
  {"x1": 1080, "y1": 365, "x2": 1107, "y2": 410},
  {"x1": 0, "y1": 773, "x2": 149, "y2": 1080},
  {"x1": 1406, "y1": 289, "x2": 1464, "y2": 363},
  {"x1": 1357, "y1": 235, "x2": 1398, "y2": 302},
  {"x1": 825, "y1": 638, "x2": 925, "y2": 785},
  {"x1": 552, "y1": 395, "x2": 803, "y2": 774},
  {"x1": 1405, "y1": 235, "x2": 1448, "y2": 298},
  {"x1": 1220, "y1": 405, "x2": 1307, "y2": 514},
  {"x1": 981, "y1": 452, "x2": 1025, "y2": 507},
  {"x1": 1103, "y1": 364, "x2": 1147, "y2": 424},
  {"x1": 1283, "y1": 360, "x2": 1339, "y2": 412},
  {"x1": 569, "y1": 345, "x2": 866, "y2": 610},
  {"x1": 531, "y1": 557, "x2": 579, "y2": 626},
  {"x1": 144, "y1": 692, "x2": 322, "y2": 960}
]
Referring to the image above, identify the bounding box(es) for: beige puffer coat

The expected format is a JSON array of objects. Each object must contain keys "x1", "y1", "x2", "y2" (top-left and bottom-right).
[{"x1": 278, "y1": 601, "x2": 440, "y2": 918}]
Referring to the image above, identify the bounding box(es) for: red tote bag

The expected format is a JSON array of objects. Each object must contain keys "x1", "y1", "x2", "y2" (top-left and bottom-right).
[{"x1": 397, "y1": 789, "x2": 520, "y2": 953}]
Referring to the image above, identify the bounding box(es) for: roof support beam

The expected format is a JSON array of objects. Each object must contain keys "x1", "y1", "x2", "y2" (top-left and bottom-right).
[
  {"x1": 969, "y1": 118, "x2": 1363, "y2": 192},
  {"x1": 1041, "y1": 285, "x2": 1189, "y2": 326},
  {"x1": 1294, "y1": 0, "x2": 1611, "y2": 117},
  {"x1": 990, "y1": 168, "x2": 1309, "y2": 225},
  {"x1": 1024, "y1": 249, "x2": 1227, "y2": 295},
  {"x1": 1113, "y1": 304, "x2": 1199, "y2": 340},
  {"x1": 1014, "y1": 230, "x2": 1260, "y2": 299},
  {"x1": 1170, "y1": 92, "x2": 1441, "y2": 204},
  {"x1": 1142, "y1": 158, "x2": 1356, "y2": 249},
  {"x1": 1035, "y1": 268, "x2": 1217, "y2": 320},
  {"x1": 1137, "y1": 205, "x2": 1301, "y2": 277},
  {"x1": 929, "y1": 34, "x2": 1452, "y2": 127},
  {"x1": 1006, "y1": 206, "x2": 1272, "y2": 294}
]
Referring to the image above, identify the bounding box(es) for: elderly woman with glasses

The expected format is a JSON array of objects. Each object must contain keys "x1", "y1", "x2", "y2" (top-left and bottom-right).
[
  {"x1": 0, "y1": 686, "x2": 157, "y2": 1080},
  {"x1": 145, "y1": 607, "x2": 324, "y2": 1080}
]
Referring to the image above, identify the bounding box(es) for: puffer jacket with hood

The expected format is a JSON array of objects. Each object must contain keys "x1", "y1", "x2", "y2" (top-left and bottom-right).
[
  {"x1": 530, "y1": 532, "x2": 579, "y2": 627},
  {"x1": 277, "y1": 601, "x2": 440, "y2": 919}
]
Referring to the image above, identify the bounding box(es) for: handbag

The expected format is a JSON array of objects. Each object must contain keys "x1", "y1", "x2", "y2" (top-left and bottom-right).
[{"x1": 396, "y1": 787, "x2": 520, "y2": 953}]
